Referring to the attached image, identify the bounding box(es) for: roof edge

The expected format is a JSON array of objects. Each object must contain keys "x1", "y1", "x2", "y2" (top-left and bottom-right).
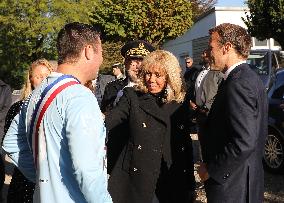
[{"x1": 194, "y1": 6, "x2": 249, "y2": 24}]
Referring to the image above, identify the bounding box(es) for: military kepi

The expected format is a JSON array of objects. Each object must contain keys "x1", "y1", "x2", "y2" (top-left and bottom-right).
[{"x1": 121, "y1": 40, "x2": 155, "y2": 58}]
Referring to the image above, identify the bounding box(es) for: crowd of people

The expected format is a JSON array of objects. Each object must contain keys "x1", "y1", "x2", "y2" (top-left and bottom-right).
[{"x1": 0, "y1": 21, "x2": 267, "y2": 203}]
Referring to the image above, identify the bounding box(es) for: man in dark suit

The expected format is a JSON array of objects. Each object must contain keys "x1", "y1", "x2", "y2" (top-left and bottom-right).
[
  {"x1": 198, "y1": 23, "x2": 268, "y2": 203},
  {"x1": 183, "y1": 56, "x2": 200, "y2": 102},
  {"x1": 101, "y1": 40, "x2": 155, "y2": 113},
  {"x1": 190, "y1": 50, "x2": 223, "y2": 161},
  {"x1": 94, "y1": 74, "x2": 115, "y2": 107}
]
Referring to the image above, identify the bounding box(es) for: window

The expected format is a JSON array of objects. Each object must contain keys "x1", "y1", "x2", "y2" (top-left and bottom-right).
[
  {"x1": 247, "y1": 51, "x2": 269, "y2": 75},
  {"x1": 254, "y1": 38, "x2": 268, "y2": 46}
]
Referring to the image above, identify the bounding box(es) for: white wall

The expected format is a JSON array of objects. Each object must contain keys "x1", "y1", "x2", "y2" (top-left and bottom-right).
[
  {"x1": 163, "y1": 7, "x2": 281, "y2": 68},
  {"x1": 163, "y1": 11, "x2": 216, "y2": 66},
  {"x1": 215, "y1": 7, "x2": 248, "y2": 28}
]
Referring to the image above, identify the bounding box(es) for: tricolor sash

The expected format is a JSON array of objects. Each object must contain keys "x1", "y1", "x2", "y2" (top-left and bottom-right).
[{"x1": 29, "y1": 75, "x2": 80, "y2": 168}]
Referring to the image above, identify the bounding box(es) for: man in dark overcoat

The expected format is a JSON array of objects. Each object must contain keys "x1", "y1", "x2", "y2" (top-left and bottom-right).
[
  {"x1": 183, "y1": 56, "x2": 200, "y2": 102},
  {"x1": 198, "y1": 23, "x2": 268, "y2": 203}
]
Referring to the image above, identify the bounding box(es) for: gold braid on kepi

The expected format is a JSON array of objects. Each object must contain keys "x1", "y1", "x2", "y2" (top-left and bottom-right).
[
  {"x1": 126, "y1": 43, "x2": 150, "y2": 57},
  {"x1": 121, "y1": 40, "x2": 155, "y2": 58}
]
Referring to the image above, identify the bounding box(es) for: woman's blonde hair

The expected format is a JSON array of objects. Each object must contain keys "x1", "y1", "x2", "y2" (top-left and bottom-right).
[
  {"x1": 20, "y1": 58, "x2": 53, "y2": 100},
  {"x1": 136, "y1": 50, "x2": 186, "y2": 103}
]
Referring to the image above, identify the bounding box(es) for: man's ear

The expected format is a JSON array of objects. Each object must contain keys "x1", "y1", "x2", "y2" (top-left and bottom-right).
[
  {"x1": 223, "y1": 42, "x2": 233, "y2": 54},
  {"x1": 85, "y1": 45, "x2": 94, "y2": 60}
]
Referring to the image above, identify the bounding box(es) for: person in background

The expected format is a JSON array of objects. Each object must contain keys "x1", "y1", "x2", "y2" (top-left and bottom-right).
[
  {"x1": 101, "y1": 40, "x2": 155, "y2": 113},
  {"x1": 189, "y1": 50, "x2": 223, "y2": 160},
  {"x1": 94, "y1": 74, "x2": 115, "y2": 107},
  {"x1": 3, "y1": 22, "x2": 112, "y2": 203},
  {"x1": 3, "y1": 58, "x2": 53, "y2": 203},
  {"x1": 112, "y1": 63, "x2": 125, "y2": 80},
  {"x1": 183, "y1": 56, "x2": 200, "y2": 102},
  {"x1": 48, "y1": 60, "x2": 58, "y2": 71},
  {"x1": 198, "y1": 23, "x2": 268, "y2": 203},
  {"x1": 106, "y1": 50, "x2": 196, "y2": 203},
  {"x1": 0, "y1": 80, "x2": 12, "y2": 141},
  {"x1": 0, "y1": 79, "x2": 12, "y2": 201}
]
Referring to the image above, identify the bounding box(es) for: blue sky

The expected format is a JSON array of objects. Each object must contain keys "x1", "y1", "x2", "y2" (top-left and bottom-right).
[{"x1": 216, "y1": 0, "x2": 246, "y2": 7}]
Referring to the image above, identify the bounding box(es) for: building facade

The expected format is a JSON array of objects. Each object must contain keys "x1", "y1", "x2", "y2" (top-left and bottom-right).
[{"x1": 162, "y1": 7, "x2": 282, "y2": 72}]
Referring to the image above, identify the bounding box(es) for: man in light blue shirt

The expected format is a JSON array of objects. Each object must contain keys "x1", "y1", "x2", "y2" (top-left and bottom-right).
[{"x1": 2, "y1": 22, "x2": 112, "y2": 203}]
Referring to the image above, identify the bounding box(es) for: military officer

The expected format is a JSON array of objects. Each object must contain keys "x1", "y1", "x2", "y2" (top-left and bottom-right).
[{"x1": 101, "y1": 40, "x2": 155, "y2": 113}]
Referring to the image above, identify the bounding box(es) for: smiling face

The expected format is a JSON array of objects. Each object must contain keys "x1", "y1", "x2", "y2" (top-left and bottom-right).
[{"x1": 145, "y1": 66, "x2": 166, "y2": 94}]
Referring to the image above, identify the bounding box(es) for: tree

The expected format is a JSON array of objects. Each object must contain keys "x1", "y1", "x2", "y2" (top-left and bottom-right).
[
  {"x1": 101, "y1": 41, "x2": 124, "y2": 74},
  {"x1": 91, "y1": 0, "x2": 217, "y2": 73},
  {"x1": 244, "y1": 0, "x2": 284, "y2": 49},
  {"x1": 0, "y1": 0, "x2": 97, "y2": 89},
  {"x1": 190, "y1": 0, "x2": 217, "y2": 20},
  {"x1": 91, "y1": 0, "x2": 194, "y2": 45}
]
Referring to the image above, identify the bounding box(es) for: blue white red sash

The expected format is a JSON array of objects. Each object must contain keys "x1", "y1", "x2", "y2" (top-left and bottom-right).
[{"x1": 30, "y1": 75, "x2": 80, "y2": 168}]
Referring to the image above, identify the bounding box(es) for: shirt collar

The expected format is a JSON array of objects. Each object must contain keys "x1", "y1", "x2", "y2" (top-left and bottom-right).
[{"x1": 224, "y1": 60, "x2": 246, "y2": 80}]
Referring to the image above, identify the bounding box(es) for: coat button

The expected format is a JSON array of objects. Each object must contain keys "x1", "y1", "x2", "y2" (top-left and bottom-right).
[
  {"x1": 133, "y1": 167, "x2": 138, "y2": 172},
  {"x1": 179, "y1": 124, "x2": 184, "y2": 130},
  {"x1": 223, "y1": 173, "x2": 230, "y2": 180},
  {"x1": 142, "y1": 122, "x2": 147, "y2": 127},
  {"x1": 137, "y1": 145, "x2": 142, "y2": 150},
  {"x1": 181, "y1": 147, "x2": 185, "y2": 151},
  {"x1": 183, "y1": 169, "x2": 186, "y2": 172}
]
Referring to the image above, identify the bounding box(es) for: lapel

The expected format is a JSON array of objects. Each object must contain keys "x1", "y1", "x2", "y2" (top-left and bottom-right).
[{"x1": 138, "y1": 93, "x2": 168, "y2": 126}]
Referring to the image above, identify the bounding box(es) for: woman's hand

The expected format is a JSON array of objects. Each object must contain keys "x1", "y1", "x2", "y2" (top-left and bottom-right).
[{"x1": 189, "y1": 100, "x2": 197, "y2": 110}]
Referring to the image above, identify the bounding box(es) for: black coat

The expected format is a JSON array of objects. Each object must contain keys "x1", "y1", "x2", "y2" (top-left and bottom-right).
[
  {"x1": 101, "y1": 77, "x2": 128, "y2": 113},
  {"x1": 94, "y1": 74, "x2": 115, "y2": 107},
  {"x1": 203, "y1": 64, "x2": 268, "y2": 203},
  {"x1": 184, "y1": 66, "x2": 200, "y2": 102},
  {"x1": 105, "y1": 88, "x2": 195, "y2": 203}
]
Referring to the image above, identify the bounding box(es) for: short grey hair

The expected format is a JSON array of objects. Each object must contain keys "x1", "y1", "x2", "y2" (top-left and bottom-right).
[{"x1": 185, "y1": 56, "x2": 193, "y2": 62}]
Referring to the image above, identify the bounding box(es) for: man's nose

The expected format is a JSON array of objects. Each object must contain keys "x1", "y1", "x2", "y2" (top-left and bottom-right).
[{"x1": 149, "y1": 74, "x2": 156, "y2": 81}]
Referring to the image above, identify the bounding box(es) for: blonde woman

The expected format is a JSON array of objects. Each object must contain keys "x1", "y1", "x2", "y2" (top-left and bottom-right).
[
  {"x1": 106, "y1": 50, "x2": 196, "y2": 203},
  {"x1": 4, "y1": 58, "x2": 52, "y2": 203}
]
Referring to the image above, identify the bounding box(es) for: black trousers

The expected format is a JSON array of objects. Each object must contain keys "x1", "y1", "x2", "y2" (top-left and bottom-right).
[{"x1": 155, "y1": 159, "x2": 195, "y2": 203}]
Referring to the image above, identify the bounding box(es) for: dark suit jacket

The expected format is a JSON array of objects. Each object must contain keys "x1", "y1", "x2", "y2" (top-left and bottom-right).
[
  {"x1": 94, "y1": 74, "x2": 115, "y2": 107},
  {"x1": 100, "y1": 77, "x2": 128, "y2": 113},
  {"x1": 184, "y1": 66, "x2": 200, "y2": 102},
  {"x1": 203, "y1": 63, "x2": 268, "y2": 203},
  {"x1": 106, "y1": 88, "x2": 195, "y2": 203}
]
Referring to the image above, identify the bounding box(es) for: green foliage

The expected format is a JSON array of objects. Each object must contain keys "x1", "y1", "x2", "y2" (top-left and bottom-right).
[
  {"x1": 0, "y1": 0, "x2": 97, "y2": 89},
  {"x1": 244, "y1": 0, "x2": 284, "y2": 49},
  {"x1": 100, "y1": 41, "x2": 124, "y2": 74},
  {"x1": 90, "y1": 0, "x2": 194, "y2": 45}
]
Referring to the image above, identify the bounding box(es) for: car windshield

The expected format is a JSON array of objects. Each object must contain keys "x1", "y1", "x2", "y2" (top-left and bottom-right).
[{"x1": 247, "y1": 51, "x2": 269, "y2": 75}]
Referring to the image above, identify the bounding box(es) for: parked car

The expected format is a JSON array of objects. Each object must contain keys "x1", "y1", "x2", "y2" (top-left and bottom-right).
[
  {"x1": 247, "y1": 49, "x2": 284, "y2": 173},
  {"x1": 247, "y1": 49, "x2": 282, "y2": 89},
  {"x1": 264, "y1": 68, "x2": 284, "y2": 173}
]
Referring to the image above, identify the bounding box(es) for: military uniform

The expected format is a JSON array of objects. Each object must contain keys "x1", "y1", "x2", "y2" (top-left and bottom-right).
[
  {"x1": 101, "y1": 77, "x2": 128, "y2": 113},
  {"x1": 100, "y1": 40, "x2": 155, "y2": 113}
]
